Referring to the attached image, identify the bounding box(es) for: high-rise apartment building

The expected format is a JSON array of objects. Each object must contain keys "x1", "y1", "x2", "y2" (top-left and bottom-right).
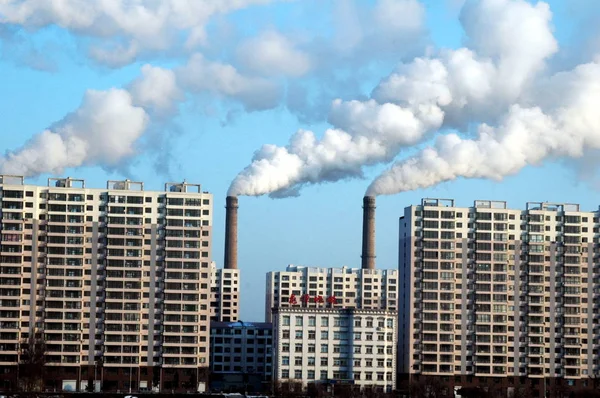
[
  {"x1": 265, "y1": 265, "x2": 398, "y2": 322},
  {"x1": 399, "y1": 198, "x2": 598, "y2": 395},
  {"x1": 210, "y1": 262, "x2": 240, "y2": 322},
  {"x1": 267, "y1": 265, "x2": 398, "y2": 392},
  {"x1": 0, "y1": 175, "x2": 213, "y2": 392}
]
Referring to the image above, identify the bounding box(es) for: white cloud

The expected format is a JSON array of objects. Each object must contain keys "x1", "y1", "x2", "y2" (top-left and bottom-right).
[
  {"x1": 128, "y1": 64, "x2": 183, "y2": 116},
  {"x1": 236, "y1": 30, "x2": 312, "y2": 77},
  {"x1": 0, "y1": 0, "x2": 281, "y2": 66},
  {"x1": 177, "y1": 53, "x2": 282, "y2": 111},
  {"x1": 0, "y1": 89, "x2": 148, "y2": 176}
]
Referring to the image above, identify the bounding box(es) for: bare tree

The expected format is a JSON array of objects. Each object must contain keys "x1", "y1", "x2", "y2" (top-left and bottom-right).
[
  {"x1": 410, "y1": 376, "x2": 448, "y2": 398},
  {"x1": 19, "y1": 331, "x2": 46, "y2": 392},
  {"x1": 273, "y1": 379, "x2": 304, "y2": 397}
]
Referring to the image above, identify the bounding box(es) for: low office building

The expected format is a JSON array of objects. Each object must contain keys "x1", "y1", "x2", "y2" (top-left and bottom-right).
[
  {"x1": 272, "y1": 307, "x2": 397, "y2": 393},
  {"x1": 209, "y1": 321, "x2": 273, "y2": 393}
]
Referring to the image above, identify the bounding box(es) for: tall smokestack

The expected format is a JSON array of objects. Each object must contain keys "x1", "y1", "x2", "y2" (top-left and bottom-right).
[
  {"x1": 361, "y1": 196, "x2": 376, "y2": 269},
  {"x1": 224, "y1": 196, "x2": 239, "y2": 270}
]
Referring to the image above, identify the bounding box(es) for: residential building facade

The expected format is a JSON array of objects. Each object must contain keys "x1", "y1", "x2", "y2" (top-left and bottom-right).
[
  {"x1": 272, "y1": 307, "x2": 397, "y2": 393},
  {"x1": 399, "y1": 198, "x2": 599, "y2": 395},
  {"x1": 0, "y1": 175, "x2": 213, "y2": 392},
  {"x1": 209, "y1": 320, "x2": 272, "y2": 393},
  {"x1": 210, "y1": 262, "x2": 240, "y2": 322}
]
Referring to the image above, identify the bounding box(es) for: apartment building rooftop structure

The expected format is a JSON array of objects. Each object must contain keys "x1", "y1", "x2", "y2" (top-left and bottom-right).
[
  {"x1": 0, "y1": 175, "x2": 213, "y2": 393},
  {"x1": 399, "y1": 198, "x2": 600, "y2": 397}
]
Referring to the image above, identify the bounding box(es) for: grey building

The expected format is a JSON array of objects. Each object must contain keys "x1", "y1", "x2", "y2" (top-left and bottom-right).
[{"x1": 209, "y1": 321, "x2": 273, "y2": 393}]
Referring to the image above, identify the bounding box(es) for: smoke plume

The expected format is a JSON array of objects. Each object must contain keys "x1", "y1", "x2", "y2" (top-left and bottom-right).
[
  {"x1": 229, "y1": 0, "x2": 559, "y2": 197},
  {"x1": 368, "y1": 61, "x2": 600, "y2": 195}
]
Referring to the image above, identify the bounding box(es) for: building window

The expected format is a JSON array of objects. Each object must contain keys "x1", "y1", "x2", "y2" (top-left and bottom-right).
[
  {"x1": 282, "y1": 357, "x2": 289, "y2": 365},
  {"x1": 321, "y1": 317, "x2": 329, "y2": 327},
  {"x1": 295, "y1": 331, "x2": 303, "y2": 339},
  {"x1": 294, "y1": 370, "x2": 302, "y2": 379},
  {"x1": 308, "y1": 316, "x2": 316, "y2": 326},
  {"x1": 308, "y1": 370, "x2": 315, "y2": 380},
  {"x1": 295, "y1": 317, "x2": 303, "y2": 326},
  {"x1": 283, "y1": 316, "x2": 290, "y2": 326},
  {"x1": 282, "y1": 370, "x2": 289, "y2": 379}
]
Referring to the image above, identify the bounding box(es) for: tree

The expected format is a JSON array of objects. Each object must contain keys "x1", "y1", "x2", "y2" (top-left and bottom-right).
[
  {"x1": 457, "y1": 386, "x2": 486, "y2": 398},
  {"x1": 19, "y1": 331, "x2": 46, "y2": 392},
  {"x1": 152, "y1": 365, "x2": 161, "y2": 392},
  {"x1": 409, "y1": 376, "x2": 446, "y2": 398},
  {"x1": 273, "y1": 380, "x2": 303, "y2": 397},
  {"x1": 86, "y1": 379, "x2": 94, "y2": 392},
  {"x1": 173, "y1": 369, "x2": 180, "y2": 391}
]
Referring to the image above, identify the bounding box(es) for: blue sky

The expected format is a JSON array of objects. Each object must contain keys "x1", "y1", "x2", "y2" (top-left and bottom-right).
[{"x1": 1, "y1": 0, "x2": 600, "y2": 321}]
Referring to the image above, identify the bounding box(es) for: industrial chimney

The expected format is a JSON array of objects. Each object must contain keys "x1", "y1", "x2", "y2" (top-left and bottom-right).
[
  {"x1": 361, "y1": 196, "x2": 376, "y2": 269},
  {"x1": 224, "y1": 196, "x2": 239, "y2": 270}
]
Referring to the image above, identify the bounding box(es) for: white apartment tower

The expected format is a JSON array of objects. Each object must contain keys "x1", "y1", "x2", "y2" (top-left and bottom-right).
[
  {"x1": 210, "y1": 262, "x2": 240, "y2": 322},
  {"x1": 0, "y1": 175, "x2": 213, "y2": 392},
  {"x1": 265, "y1": 265, "x2": 398, "y2": 322},
  {"x1": 399, "y1": 198, "x2": 599, "y2": 395}
]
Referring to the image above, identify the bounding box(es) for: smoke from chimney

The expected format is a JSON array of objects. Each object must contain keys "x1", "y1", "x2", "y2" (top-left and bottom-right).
[
  {"x1": 228, "y1": 0, "x2": 573, "y2": 199},
  {"x1": 361, "y1": 196, "x2": 376, "y2": 270},
  {"x1": 224, "y1": 196, "x2": 239, "y2": 270}
]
